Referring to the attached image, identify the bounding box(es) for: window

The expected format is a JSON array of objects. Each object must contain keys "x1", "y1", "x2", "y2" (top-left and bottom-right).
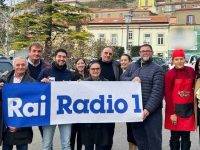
[
  {"x1": 143, "y1": 34, "x2": 151, "y2": 44},
  {"x1": 157, "y1": 34, "x2": 164, "y2": 45},
  {"x1": 111, "y1": 34, "x2": 118, "y2": 45},
  {"x1": 128, "y1": 42, "x2": 133, "y2": 50},
  {"x1": 128, "y1": 31, "x2": 133, "y2": 40},
  {"x1": 99, "y1": 34, "x2": 105, "y2": 42},
  {"x1": 186, "y1": 15, "x2": 195, "y2": 24}
]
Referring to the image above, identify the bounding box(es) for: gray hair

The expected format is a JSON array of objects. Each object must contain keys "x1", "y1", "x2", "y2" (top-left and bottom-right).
[{"x1": 13, "y1": 57, "x2": 28, "y2": 67}]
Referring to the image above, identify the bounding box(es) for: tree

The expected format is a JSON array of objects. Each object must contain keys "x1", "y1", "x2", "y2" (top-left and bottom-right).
[
  {"x1": 113, "y1": 46, "x2": 124, "y2": 60},
  {"x1": 130, "y1": 46, "x2": 140, "y2": 57},
  {"x1": 10, "y1": 0, "x2": 91, "y2": 60},
  {"x1": 0, "y1": 1, "x2": 12, "y2": 56}
]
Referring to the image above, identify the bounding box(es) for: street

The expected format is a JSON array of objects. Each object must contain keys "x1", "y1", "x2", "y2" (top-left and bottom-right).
[{"x1": 23, "y1": 123, "x2": 199, "y2": 150}]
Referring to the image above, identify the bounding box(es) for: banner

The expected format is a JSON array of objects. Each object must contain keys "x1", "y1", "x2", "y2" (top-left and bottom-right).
[{"x1": 3, "y1": 81, "x2": 143, "y2": 127}]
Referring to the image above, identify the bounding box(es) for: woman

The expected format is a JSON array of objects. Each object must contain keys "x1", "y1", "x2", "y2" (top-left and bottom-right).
[
  {"x1": 194, "y1": 58, "x2": 200, "y2": 140},
  {"x1": 73, "y1": 58, "x2": 89, "y2": 81},
  {"x1": 165, "y1": 49, "x2": 196, "y2": 150},
  {"x1": 81, "y1": 60, "x2": 110, "y2": 150},
  {"x1": 71, "y1": 58, "x2": 89, "y2": 150},
  {"x1": 120, "y1": 54, "x2": 132, "y2": 72},
  {"x1": 120, "y1": 54, "x2": 137, "y2": 150}
]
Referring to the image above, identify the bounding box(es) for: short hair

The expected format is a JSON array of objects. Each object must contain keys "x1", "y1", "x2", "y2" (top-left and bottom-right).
[
  {"x1": 121, "y1": 54, "x2": 132, "y2": 62},
  {"x1": 54, "y1": 49, "x2": 68, "y2": 57},
  {"x1": 139, "y1": 44, "x2": 153, "y2": 51},
  {"x1": 102, "y1": 46, "x2": 114, "y2": 52},
  {"x1": 28, "y1": 42, "x2": 43, "y2": 51},
  {"x1": 88, "y1": 60, "x2": 101, "y2": 69},
  {"x1": 13, "y1": 57, "x2": 28, "y2": 67}
]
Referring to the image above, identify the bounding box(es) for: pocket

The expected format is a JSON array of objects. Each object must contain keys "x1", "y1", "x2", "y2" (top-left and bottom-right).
[{"x1": 175, "y1": 103, "x2": 193, "y2": 118}]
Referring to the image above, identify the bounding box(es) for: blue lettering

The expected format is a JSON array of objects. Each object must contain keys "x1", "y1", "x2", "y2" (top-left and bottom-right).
[
  {"x1": 57, "y1": 95, "x2": 72, "y2": 114},
  {"x1": 73, "y1": 99, "x2": 89, "y2": 114},
  {"x1": 90, "y1": 95, "x2": 105, "y2": 114},
  {"x1": 114, "y1": 98, "x2": 128, "y2": 113},
  {"x1": 132, "y1": 95, "x2": 142, "y2": 113},
  {"x1": 107, "y1": 95, "x2": 114, "y2": 113}
]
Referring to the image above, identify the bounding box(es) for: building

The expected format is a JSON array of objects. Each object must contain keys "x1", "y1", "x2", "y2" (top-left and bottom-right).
[
  {"x1": 168, "y1": 8, "x2": 200, "y2": 55},
  {"x1": 156, "y1": 0, "x2": 200, "y2": 14},
  {"x1": 87, "y1": 9, "x2": 169, "y2": 57}
]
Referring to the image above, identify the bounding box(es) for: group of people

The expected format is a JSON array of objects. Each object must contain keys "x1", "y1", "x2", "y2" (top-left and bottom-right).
[{"x1": 0, "y1": 42, "x2": 199, "y2": 150}]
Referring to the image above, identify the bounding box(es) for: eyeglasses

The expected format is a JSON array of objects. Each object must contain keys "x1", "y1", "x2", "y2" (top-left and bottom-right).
[
  {"x1": 90, "y1": 68, "x2": 100, "y2": 71},
  {"x1": 139, "y1": 50, "x2": 152, "y2": 53}
]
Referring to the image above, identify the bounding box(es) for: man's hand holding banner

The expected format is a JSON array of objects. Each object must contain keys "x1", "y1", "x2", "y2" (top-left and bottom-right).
[{"x1": 3, "y1": 81, "x2": 143, "y2": 127}]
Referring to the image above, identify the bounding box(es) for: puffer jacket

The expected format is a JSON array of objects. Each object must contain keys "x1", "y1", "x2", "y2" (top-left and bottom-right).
[{"x1": 121, "y1": 58, "x2": 164, "y2": 113}]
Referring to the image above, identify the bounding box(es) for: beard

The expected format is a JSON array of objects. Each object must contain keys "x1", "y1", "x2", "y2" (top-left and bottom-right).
[{"x1": 142, "y1": 56, "x2": 151, "y2": 62}]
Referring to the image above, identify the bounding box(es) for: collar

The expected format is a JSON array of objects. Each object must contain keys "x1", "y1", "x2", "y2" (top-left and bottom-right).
[{"x1": 28, "y1": 58, "x2": 41, "y2": 67}]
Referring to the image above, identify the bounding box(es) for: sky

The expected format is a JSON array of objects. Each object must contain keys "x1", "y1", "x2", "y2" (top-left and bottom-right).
[{"x1": 4, "y1": 0, "x2": 25, "y2": 6}]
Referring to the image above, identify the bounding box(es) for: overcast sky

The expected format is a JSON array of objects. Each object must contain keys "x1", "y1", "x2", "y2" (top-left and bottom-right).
[{"x1": 4, "y1": 0, "x2": 24, "y2": 6}]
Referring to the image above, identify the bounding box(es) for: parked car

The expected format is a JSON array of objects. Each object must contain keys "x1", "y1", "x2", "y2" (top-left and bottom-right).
[{"x1": 0, "y1": 56, "x2": 12, "y2": 78}]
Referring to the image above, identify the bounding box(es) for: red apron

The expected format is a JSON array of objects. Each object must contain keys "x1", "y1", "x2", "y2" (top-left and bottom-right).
[{"x1": 166, "y1": 79, "x2": 195, "y2": 131}]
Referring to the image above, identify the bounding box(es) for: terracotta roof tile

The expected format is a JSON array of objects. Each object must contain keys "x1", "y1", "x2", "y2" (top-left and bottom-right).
[{"x1": 89, "y1": 16, "x2": 169, "y2": 24}]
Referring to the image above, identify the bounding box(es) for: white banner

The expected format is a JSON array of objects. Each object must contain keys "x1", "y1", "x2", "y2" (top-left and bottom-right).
[{"x1": 51, "y1": 81, "x2": 143, "y2": 124}]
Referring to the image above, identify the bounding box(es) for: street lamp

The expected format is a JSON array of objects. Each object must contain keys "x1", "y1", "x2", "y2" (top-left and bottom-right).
[{"x1": 124, "y1": 11, "x2": 132, "y2": 54}]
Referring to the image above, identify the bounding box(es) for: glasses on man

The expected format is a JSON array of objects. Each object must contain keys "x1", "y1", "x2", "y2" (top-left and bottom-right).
[{"x1": 139, "y1": 50, "x2": 152, "y2": 53}]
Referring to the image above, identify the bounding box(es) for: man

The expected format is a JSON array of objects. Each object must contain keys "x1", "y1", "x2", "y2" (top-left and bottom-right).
[
  {"x1": 97, "y1": 47, "x2": 122, "y2": 150},
  {"x1": 0, "y1": 57, "x2": 34, "y2": 150},
  {"x1": 27, "y1": 42, "x2": 50, "y2": 136},
  {"x1": 99, "y1": 47, "x2": 121, "y2": 81},
  {"x1": 121, "y1": 44, "x2": 164, "y2": 150},
  {"x1": 27, "y1": 42, "x2": 50, "y2": 80},
  {"x1": 38, "y1": 49, "x2": 73, "y2": 150}
]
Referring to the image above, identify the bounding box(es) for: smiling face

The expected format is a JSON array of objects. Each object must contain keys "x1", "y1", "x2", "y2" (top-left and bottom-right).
[
  {"x1": 101, "y1": 47, "x2": 113, "y2": 62},
  {"x1": 76, "y1": 59, "x2": 86, "y2": 73},
  {"x1": 139, "y1": 46, "x2": 153, "y2": 62},
  {"x1": 89, "y1": 63, "x2": 101, "y2": 80},
  {"x1": 13, "y1": 58, "x2": 27, "y2": 77},
  {"x1": 54, "y1": 52, "x2": 67, "y2": 66},
  {"x1": 120, "y1": 55, "x2": 131, "y2": 70},
  {"x1": 173, "y1": 57, "x2": 185, "y2": 69}
]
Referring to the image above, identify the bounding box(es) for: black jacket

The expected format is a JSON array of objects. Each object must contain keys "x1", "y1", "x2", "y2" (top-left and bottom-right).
[
  {"x1": 38, "y1": 62, "x2": 73, "y2": 81},
  {"x1": 1, "y1": 70, "x2": 34, "y2": 145},
  {"x1": 81, "y1": 77, "x2": 114, "y2": 146},
  {"x1": 0, "y1": 91, "x2": 2, "y2": 145}
]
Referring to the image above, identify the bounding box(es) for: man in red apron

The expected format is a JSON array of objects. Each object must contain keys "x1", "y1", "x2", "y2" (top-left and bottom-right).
[{"x1": 165, "y1": 49, "x2": 196, "y2": 150}]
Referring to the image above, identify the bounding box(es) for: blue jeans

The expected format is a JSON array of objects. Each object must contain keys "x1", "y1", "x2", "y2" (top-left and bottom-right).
[
  {"x1": 42, "y1": 124, "x2": 71, "y2": 150},
  {"x1": 3, "y1": 144, "x2": 28, "y2": 150}
]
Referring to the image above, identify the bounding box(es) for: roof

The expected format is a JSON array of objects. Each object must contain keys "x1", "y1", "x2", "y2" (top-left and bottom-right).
[
  {"x1": 157, "y1": 1, "x2": 200, "y2": 6},
  {"x1": 90, "y1": 8, "x2": 152, "y2": 13},
  {"x1": 89, "y1": 15, "x2": 169, "y2": 25},
  {"x1": 175, "y1": 7, "x2": 200, "y2": 11}
]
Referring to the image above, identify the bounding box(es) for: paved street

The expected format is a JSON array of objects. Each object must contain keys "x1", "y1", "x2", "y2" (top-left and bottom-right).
[{"x1": 1, "y1": 123, "x2": 198, "y2": 150}]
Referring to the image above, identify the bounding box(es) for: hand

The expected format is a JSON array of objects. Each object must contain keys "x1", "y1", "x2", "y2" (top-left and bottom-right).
[
  {"x1": 8, "y1": 126, "x2": 17, "y2": 132},
  {"x1": 143, "y1": 109, "x2": 150, "y2": 120},
  {"x1": 41, "y1": 77, "x2": 50, "y2": 83},
  {"x1": 132, "y1": 77, "x2": 141, "y2": 83},
  {"x1": 170, "y1": 114, "x2": 177, "y2": 125}
]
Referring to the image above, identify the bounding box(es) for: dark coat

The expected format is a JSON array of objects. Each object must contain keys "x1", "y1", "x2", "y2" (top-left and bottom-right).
[
  {"x1": 1, "y1": 70, "x2": 34, "y2": 145},
  {"x1": 121, "y1": 58, "x2": 164, "y2": 113},
  {"x1": 99, "y1": 59, "x2": 122, "y2": 81},
  {"x1": 0, "y1": 90, "x2": 2, "y2": 145},
  {"x1": 38, "y1": 62, "x2": 73, "y2": 81},
  {"x1": 81, "y1": 77, "x2": 114, "y2": 146}
]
